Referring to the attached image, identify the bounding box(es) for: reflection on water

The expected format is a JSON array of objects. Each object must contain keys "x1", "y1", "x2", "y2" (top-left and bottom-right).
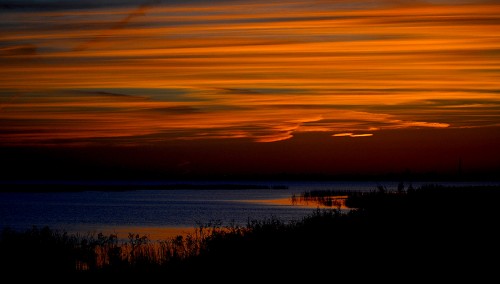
[
  {"x1": 245, "y1": 196, "x2": 348, "y2": 209},
  {"x1": 0, "y1": 187, "x2": 313, "y2": 240},
  {"x1": 291, "y1": 195, "x2": 348, "y2": 209}
]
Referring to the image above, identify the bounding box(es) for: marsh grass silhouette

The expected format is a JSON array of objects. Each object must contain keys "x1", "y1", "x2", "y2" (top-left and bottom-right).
[{"x1": 1, "y1": 185, "x2": 498, "y2": 280}]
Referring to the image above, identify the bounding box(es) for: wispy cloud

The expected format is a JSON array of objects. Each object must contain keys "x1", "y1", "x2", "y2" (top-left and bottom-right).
[
  {"x1": 333, "y1": 133, "x2": 373, "y2": 137},
  {"x1": 1, "y1": 0, "x2": 499, "y2": 145}
]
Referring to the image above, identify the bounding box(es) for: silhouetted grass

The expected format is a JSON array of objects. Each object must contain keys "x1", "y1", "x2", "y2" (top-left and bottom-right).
[{"x1": 1, "y1": 184, "x2": 498, "y2": 280}]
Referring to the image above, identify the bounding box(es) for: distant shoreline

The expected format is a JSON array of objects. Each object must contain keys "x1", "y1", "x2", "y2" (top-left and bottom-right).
[
  {"x1": 0, "y1": 182, "x2": 289, "y2": 192},
  {"x1": 2, "y1": 179, "x2": 500, "y2": 192}
]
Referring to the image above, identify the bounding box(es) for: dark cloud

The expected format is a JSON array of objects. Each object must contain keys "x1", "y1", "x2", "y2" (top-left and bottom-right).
[
  {"x1": 150, "y1": 106, "x2": 203, "y2": 114},
  {"x1": 73, "y1": 90, "x2": 149, "y2": 101},
  {"x1": 0, "y1": 44, "x2": 37, "y2": 57},
  {"x1": 0, "y1": 0, "x2": 243, "y2": 11},
  {"x1": 73, "y1": 0, "x2": 162, "y2": 51},
  {"x1": 215, "y1": 88, "x2": 262, "y2": 95},
  {"x1": 425, "y1": 98, "x2": 500, "y2": 106},
  {"x1": 267, "y1": 104, "x2": 362, "y2": 110},
  {"x1": 369, "y1": 16, "x2": 500, "y2": 26},
  {"x1": 0, "y1": 0, "x2": 155, "y2": 11}
]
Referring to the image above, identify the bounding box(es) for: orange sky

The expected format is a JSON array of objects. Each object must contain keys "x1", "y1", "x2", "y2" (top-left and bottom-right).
[{"x1": 1, "y1": 0, "x2": 499, "y2": 179}]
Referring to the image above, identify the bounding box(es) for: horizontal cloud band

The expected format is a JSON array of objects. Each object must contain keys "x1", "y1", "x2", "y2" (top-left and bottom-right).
[{"x1": 0, "y1": 0, "x2": 499, "y2": 145}]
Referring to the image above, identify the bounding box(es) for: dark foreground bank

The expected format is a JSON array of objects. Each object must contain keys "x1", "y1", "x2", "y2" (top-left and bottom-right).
[{"x1": 1, "y1": 184, "x2": 498, "y2": 281}]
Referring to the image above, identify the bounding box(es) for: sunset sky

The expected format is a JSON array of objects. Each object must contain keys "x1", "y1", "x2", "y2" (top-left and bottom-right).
[{"x1": 1, "y1": 0, "x2": 499, "y2": 180}]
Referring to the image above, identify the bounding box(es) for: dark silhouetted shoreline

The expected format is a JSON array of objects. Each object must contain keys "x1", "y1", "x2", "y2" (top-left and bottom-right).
[{"x1": 1, "y1": 184, "x2": 498, "y2": 280}]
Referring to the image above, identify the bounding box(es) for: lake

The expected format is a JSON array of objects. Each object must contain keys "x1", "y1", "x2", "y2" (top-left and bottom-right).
[{"x1": 1, "y1": 181, "x2": 497, "y2": 240}]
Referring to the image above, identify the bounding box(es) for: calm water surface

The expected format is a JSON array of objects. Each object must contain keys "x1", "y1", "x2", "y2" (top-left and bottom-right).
[{"x1": 1, "y1": 181, "x2": 497, "y2": 239}]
